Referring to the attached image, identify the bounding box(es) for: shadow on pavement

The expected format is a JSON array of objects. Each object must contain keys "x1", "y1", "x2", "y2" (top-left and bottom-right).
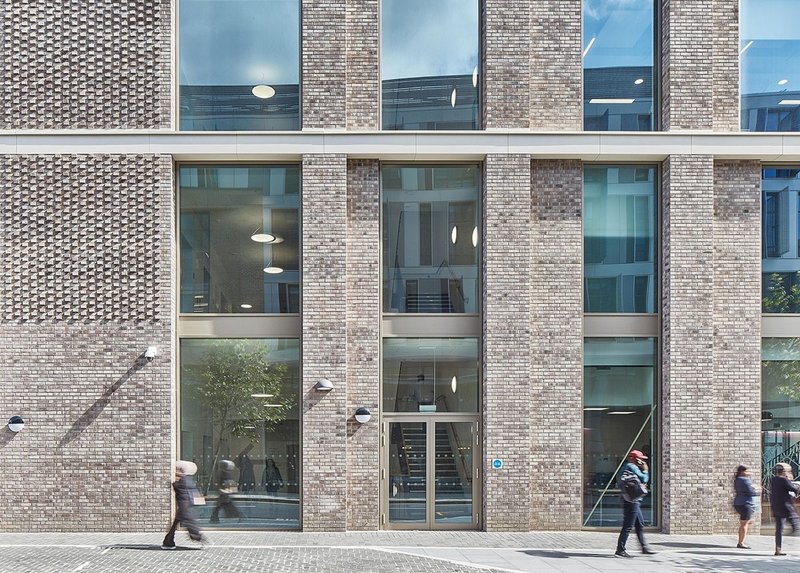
[
  {"x1": 681, "y1": 556, "x2": 798, "y2": 572},
  {"x1": 653, "y1": 542, "x2": 729, "y2": 549},
  {"x1": 103, "y1": 544, "x2": 202, "y2": 551},
  {"x1": 521, "y1": 549, "x2": 614, "y2": 559}
]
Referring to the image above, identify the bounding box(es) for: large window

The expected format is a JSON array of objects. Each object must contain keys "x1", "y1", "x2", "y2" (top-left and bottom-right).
[
  {"x1": 180, "y1": 338, "x2": 300, "y2": 529},
  {"x1": 584, "y1": 166, "x2": 657, "y2": 313},
  {"x1": 583, "y1": 0, "x2": 655, "y2": 131},
  {"x1": 762, "y1": 338, "x2": 800, "y2": 526},
  {"x1": 381, "y1": 0, "x2": 479, "y2": 130},
  {"x1": 762, "y1": 168, "x2": 800, "y2": 312},
  {"x1": 583, "y1": 337, "x2": 657, "y2": 528},
  {"x1": 180, "y1": 165, "x2": 300, "y2": 314},
  {"x1": 179, "y1": 0, "x2": 300, "y2": 131},
  {"x1": 383, "y1": 165, "x2": 480, "y2": 314},
  {"x1": 383, "y1": 338, "x2": 479, "y2": 413}
]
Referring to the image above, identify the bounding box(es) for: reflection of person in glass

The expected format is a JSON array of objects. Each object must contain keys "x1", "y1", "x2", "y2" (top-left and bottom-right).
[
  {"x1": 210, "y1": 459, "x2": 243, "y2": 523},
  {"x1": 262, "y1": 458, "x2": 283, "y2": 493},
  {"x1": 162, "y1": 460, "x2": 206, "y2": 549}
]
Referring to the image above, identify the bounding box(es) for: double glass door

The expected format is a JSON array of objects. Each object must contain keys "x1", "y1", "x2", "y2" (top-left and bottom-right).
[{"x1": 382, "y1": 417, "x2": 479, "y2": 529}]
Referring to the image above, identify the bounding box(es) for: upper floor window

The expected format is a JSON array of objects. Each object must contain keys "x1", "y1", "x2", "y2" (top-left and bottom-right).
[
  {"x1": 179, "y1": 0, "x2": 300, "y2": 131},
  {"x1": 741, "y1": 1, "x2": 800, "y2": 131},
  {"x1": 583, "y1": 0, "x2": 655, "y2": 131},
  {"x1": 383, "y1": 165, "x2": 480, "y2": 313},
  {"x1": 180, "y1": 165, "x2": 300, "y2": 313},
  {"x1": 584, "y1": 166, "x2": 657, "y2": 313},
  {"x1": 762, "y1": 167, "x2": 800, "y2": 312},
  {"x1": 381, "y1": 0, "x2": 480, "y2": 130}
]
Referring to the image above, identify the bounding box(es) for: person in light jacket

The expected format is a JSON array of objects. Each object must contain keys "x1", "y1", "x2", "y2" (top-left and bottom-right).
[
  {"x1": 771, "y1": 462, "x2": 800, "y2": 556},
  {"x1": 162, "y1": 460, "x2": 206, "y2": 549},
  {"x1": 732, "y1": 465, "x2": 758, "y2": 549}
]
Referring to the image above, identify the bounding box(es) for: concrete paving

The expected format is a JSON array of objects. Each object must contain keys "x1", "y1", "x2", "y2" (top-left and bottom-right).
[{"x1": 0, "y1": 531, "x2": 798, "y2": 572}]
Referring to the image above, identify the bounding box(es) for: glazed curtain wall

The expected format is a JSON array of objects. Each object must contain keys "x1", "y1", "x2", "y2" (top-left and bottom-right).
[
  {"x1": 762, "y1": 167, "x2": 800, "y2": 312},
  {"x1": 180, "y1": 338, "x2": 301, "y2": 529}
]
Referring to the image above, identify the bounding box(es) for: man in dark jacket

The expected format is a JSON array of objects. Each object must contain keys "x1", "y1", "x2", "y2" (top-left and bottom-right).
[
  {"x1": 615, "y1": 450, "x2": 656, "y2": 558},
  {"x1": 771, "y1": 462, "x2": 800, "y2": 556},
  {"x1": 162, "y1": 461, "x2": 206, "y2": 549}
]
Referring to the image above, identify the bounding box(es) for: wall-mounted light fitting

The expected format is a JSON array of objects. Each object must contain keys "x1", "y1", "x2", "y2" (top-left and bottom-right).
[
  {"x1": 354, "y1": 407, "x2": 371, "y2": 424},
  {"x1": 315, "y1": 378, "x2": 334, "y2": 392},
  {"x1": 8, "y1": 416, "x2": 24, "y2": 432},
  {"x1": 144, "y1": 346, "x2": 158, "y2": 361}
]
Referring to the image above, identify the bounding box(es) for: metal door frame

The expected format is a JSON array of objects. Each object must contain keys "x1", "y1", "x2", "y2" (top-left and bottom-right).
[{"x1": 381, "y1": 414, "x2": 480, "y2": 530}]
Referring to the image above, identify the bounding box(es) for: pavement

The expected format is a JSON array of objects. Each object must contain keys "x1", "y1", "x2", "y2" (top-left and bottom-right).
[{"x1": 0, "y1": 530, "x2": 798, "y2": 573}]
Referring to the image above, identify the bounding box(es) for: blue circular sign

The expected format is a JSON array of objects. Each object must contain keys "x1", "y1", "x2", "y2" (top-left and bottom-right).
[{"x1": 492, "y1": 458, "x2": 503, "y2": 469}]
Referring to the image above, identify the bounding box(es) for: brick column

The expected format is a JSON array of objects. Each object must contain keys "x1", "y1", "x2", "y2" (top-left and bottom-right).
[
  {"x1": 661, "y1": 155, "x2": 715, "y2": 533},
  {"x1": 530, "y1": 2, "x2": 582, "y2": 131},
  {"x1": 301, "y1": 154, "x2": 348, "y2": 530},
  {"x1": 345, "y1": 159, "x2": 380, "y2": 529},
  {"x1": 712, "y1": 0, "x2": 740, "y2": 131},
  {"x1": 483, "y1": 1, "x2": 530, "y2": 128},
  {"x1": 302, "y1": 1, "x2": 347, "y2": 129},
  {"x1": 346, "y1": 0, "x2": 379, "y2": 130},
  {"x1": 0, "y1": 155, "x2": 174, "y2": 531},
  {"x1": 529, "y1": 160, "x2": 583, "y2": 529},
  {"x1": 712, "y1": 160, "x2": 761, "y2": 531},
  {"x1": 483, "y1": 155, "x2": 532, "y2": 530}
]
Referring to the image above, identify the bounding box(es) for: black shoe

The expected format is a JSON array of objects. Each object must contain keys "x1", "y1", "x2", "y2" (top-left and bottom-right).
[
  {"x1": 615, "y1": 550, "x2": 633, "y2": 558},
  {"x1": 642, "y1": 546, "x2": 657, "y2": 555},
  {"x1": 737, "y1": 543, "x2": 750, "y2": 549}
]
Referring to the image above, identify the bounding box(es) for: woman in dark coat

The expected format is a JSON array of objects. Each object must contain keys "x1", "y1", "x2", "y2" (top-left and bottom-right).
[
  {"x1": 162, "y1": 461, "x2": 206, "y2": 549},
  {"x1": 770, "y1": 462, "x2": 800, "y2": 556},
  {"x1": 732, "y1": 465, "x2": 758, "y2": 548}
]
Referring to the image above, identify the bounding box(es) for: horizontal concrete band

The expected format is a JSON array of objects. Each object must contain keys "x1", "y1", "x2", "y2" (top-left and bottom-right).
[{"x1": 1, "y1": 131, "x2": 800, "y2": 161}]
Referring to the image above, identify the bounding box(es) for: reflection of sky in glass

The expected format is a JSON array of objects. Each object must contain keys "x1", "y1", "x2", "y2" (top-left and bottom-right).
[
  {"x1": 180, "y1": 0, "x2": 300, "y2": 86},
  {"x1": 740, "y1": 1, "x2": 800, "y2": 95},
  {"x1": 583, "y1": 0, "x2": 652, "y2": 69},
  {"x1": 381, "y1": 0, "x2": 478, "y2": 80}
]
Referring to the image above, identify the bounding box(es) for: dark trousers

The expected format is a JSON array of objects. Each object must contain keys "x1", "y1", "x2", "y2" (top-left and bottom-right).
[
  {"x1": 616, "y1": 499, "x2": 647, "y2": 553},
  {"x1": 162, "y1": 515, "x2": 203, "y2": 547},
  {"x1": 775, "y1": 514, "x2": 800, "y2": 548}
]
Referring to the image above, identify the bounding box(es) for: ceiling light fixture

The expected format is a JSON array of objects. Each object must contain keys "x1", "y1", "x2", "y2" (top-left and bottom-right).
[
  {"x1": 472, "y1": 66, "x2": 478, "y2": 88},
  {"x1": 472, "y1": 226, "x2": 478, "y2": 248},
  {"x1": 608, "y1": 411, "x2": 636, "y2": 415},
  {"x1": 264, "y1": 266, "x2": 284, "y2": 274},
  {"x1": 778, "y1": 79, "x2": 789, "y2": 86},
  {"x1": 582, "y1": 37, "x2": 596, "y2": 58},
  {"x1": 240, "y1": 303, "x2": 253, "y2": 309},
  {"x1": 451, "y1": 225, "x2": 458, "y2": 244},
  {"x1": 450, "y1": 87, "x2": 457, "y2": 108},
  {"x1": 251, "y1": 232, "x2": 276, "y2": 243},
  {"x1": 634, "y1": 78, "x2": 644, "y2": 85},
  {"x1": 251, "y1": 394, "x2": 274, "y2": 398},
  {"x1": 451, "y1": 375, "x2": 457, "y2": 393},
  {"x1": 779, "y1": 100, "x2": 800, "y2": 105},
  {"x1": 589, "y1": 98, "x2": 635, "y2": 104},
  {"x1": 252, "y1": 84, "x2": 276, "y2": 99}
]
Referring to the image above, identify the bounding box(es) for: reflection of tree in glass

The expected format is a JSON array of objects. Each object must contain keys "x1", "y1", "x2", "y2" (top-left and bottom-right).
[
  {"x1": 198, "y1": 340, "x2": 291, "y2": 494},
  {"x1": 764, "y1": 338, "x2": 800, "y2": 402},
  {"x1": 763, "y1": 272, "x2": 800, "y2": 314}
]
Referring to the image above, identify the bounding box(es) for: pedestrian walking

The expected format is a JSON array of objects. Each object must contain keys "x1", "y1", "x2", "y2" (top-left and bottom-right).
[
  {"x1": 615, "y1": 450, "x2": 656, "y2": 558},
  {"x1": 771, "y1": 462, "x2": 800, "y2": 556},
  {"x1": 162, "y1": 460, "x2": 207, "y2": 549},
  {"x1": 732, "y1": 465, "x2": 758, "y2": 549}
]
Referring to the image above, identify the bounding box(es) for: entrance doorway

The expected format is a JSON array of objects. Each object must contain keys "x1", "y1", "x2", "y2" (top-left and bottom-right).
[{"x1": 381, "y1": 417, "x2": 479, "y2": 529}]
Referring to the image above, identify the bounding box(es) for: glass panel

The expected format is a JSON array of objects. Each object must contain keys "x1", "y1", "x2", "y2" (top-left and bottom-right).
[
  {"x1": 180, "y1": 338, "x2": 300, "y2": 529},
  {"x1": 383, "y1": 165, "x2": 480, "y2": 313},
  {"x1": 741, "y1": 1, "x2": 800, "y2": 131},
  {"x1": 389, "y1": 421, "x2": 428, "y2": 525},
  {"x1": 180, "y1": 165, "x2": 300, "y2": 314},
  {"x1": 383, "y1": 338, "x2": 479, "y2": 413},
  {"x1": 762, "y1": 168, "x2": 800, "y2": 312},
  {"x1": 381, "y1": 0, "x2": 479, "y2": 130},
  {"x1": 762, "y1": 338, "x2": 800, "y2": 526},
  {"x1": 179, "y1": 0, "x2": 300, "y2": 131},
  {"x1": 583, "y1": 337, "x2": 657, "y2": 528},
  {"x1": 584, "y1": 166, "x2": 657, "y2": 313},
  {"x1": 435, "y1": 421, "x2": 473, "y2": 524},
  {"x1": 583, "y1": 0, "x2": 654, "y2": 131}
]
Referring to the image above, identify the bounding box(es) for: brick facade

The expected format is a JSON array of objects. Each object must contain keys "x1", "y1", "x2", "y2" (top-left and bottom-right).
[
  {"x1": 301, "y1": 154, "x2": 349, "y2": 531},
  {"x1": 712, "y1": 0, "x2": 740, "y2": 132},
  {"x1": 346, "y1": 1, "x2": 380, "y2": 130},
  {"x1": 483, "y1": 155, "x2": 532, "y2": 530},
  {"x1": 0, "y1": 2, "x2": 171, "y2": 129},
  {"x1": 302, "y1": 1, "x2": 347, "y2": 129},
  {"x1": 0, "y1": 155, "x2": 174, "y2": 531},
  {"x1": 529, "y1": 160, "x2": 584, "y2": 530}
]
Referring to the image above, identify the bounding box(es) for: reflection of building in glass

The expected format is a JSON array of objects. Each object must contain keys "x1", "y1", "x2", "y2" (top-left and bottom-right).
[
  {"x1": 180, "y1": 85, "x2": 300, "y2": 131},
  {"x1": 583, "y1": 66, "x2": 653, "y2": 131},
  {"x1": 382, "y1": 75, "x2": 479, "y2": 130},
  {"x1": 762, "y1": 168, "x2": 800, "y2": 312},
  {"x1": 742, "y1": 92, "x2": 800, "y2": 132}
]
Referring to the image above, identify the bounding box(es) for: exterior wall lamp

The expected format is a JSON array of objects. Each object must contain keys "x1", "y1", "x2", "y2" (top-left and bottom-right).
[
  {"x1": 354, "y1": 407, "x2": 371, "y2": 424},
  {"x1": 8, "y1": 416, "x2": 24, "y2": 432},
  {"x1": 314, "y1": 378, "x2": 334, "y2": 391}
]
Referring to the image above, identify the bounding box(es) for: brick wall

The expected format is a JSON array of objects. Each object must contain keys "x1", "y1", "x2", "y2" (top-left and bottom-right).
[
  {"x1": 345, "y1": 160, "x2": 380, "y2": 529},
  {"x1": 0, "y1": 155, "x2": 174, "y2": 532},
  {"x1": 712, "y1": 0, "x2": 740, "y2": 131},
  {"x1": 302, "y1": 1, "x2": 347, "y2": 129},
  {"x1": 346, "y1": 1, "x2": 379, "y2": 130},
  {"x1": 301, "y1": 154, "x2": 348, "y2": 530},
  {"x1": 529, "y1": 160, "x2": 583, "y2": 529},
  {"x1": 712, "y1": 160, "x2": 761, "y2": 531},
  {"x1": 483, "y1": 155, "x2": 532, "y2": 530},
  {"x1": 661, "y1": 155, "x2": 715, "y2": 533},
  {"x1": 0, "y1": 2, "x2": 171, "y2": 129}
]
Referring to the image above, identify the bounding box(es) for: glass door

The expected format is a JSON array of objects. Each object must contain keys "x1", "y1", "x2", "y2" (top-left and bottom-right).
[{"x1": 383, "y1": 417, "x2": 478, "y2": 529}]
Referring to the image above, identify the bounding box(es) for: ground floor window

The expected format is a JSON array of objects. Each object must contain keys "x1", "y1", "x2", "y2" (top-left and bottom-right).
[
  {"x1": 583, "y1": 337, "x2": 658, "y2": 527},
  {"x1": 180, "y1": 338, "x2": 300, "y2": 529}
]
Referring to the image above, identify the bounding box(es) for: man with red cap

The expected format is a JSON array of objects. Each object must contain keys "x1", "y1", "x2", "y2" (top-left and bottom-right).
[{"x1": 615, "y1": 450, "x2": 656, "y2": 558}]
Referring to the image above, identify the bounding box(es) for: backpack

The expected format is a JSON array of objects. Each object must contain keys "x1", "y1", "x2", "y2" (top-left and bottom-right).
[{"x1": 619, "y1": 470, "x2": 648, "y2": 502}]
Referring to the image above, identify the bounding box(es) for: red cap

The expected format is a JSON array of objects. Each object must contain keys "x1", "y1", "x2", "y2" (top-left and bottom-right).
[{"x1": 629, "y1": 450, "x2": 648, "y2": 460}]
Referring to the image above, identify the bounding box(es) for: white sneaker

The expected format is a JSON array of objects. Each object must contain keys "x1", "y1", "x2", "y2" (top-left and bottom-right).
[{"x1": 160, "y1": 545, "x2": 177, "y2": 550}]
